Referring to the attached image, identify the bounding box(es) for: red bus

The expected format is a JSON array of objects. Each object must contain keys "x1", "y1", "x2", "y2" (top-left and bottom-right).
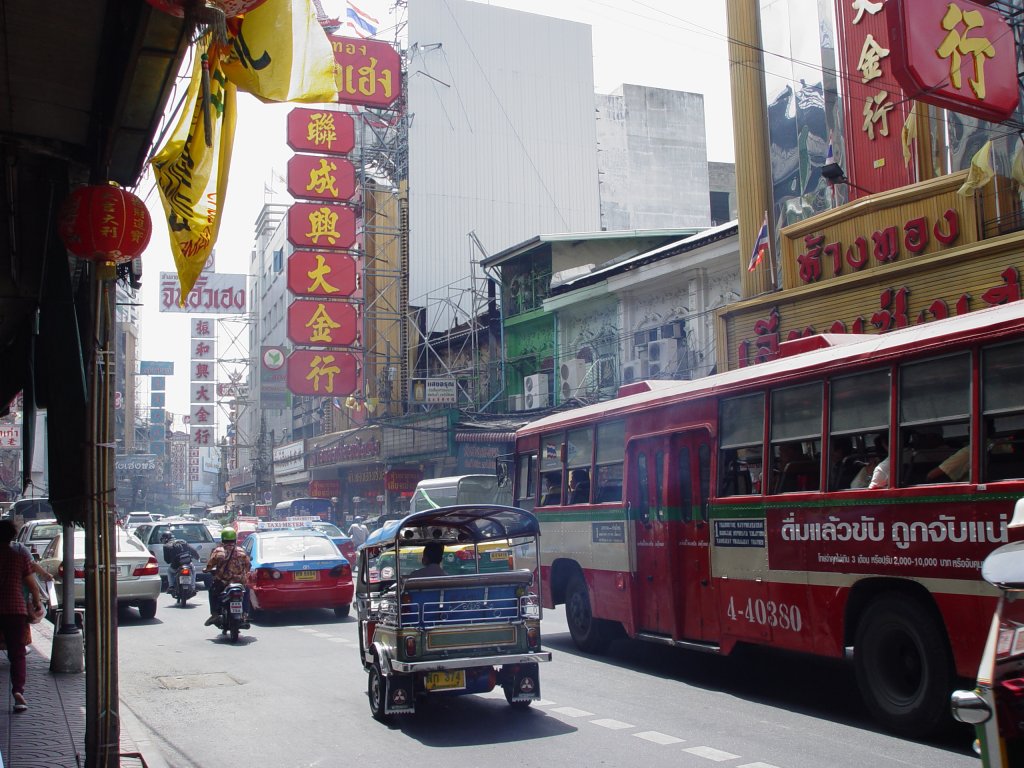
[{"x1": 510, "y1": 301, "x2": 1024, "y2": 737}]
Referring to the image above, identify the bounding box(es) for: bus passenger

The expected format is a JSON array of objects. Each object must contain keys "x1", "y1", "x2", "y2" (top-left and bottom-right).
[
  {"x1": 541, "y1": 473, "x2": 561, "y2": 505},
  {"x1": 867, "y1": 433, "x2": 890, "y2": 489},
  {"x1": 568, "y1": 469, "x2": 590, "y2": 504}
]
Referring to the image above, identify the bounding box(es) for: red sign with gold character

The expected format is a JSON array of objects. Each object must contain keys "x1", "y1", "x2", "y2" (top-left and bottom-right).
[
  {"x1": 287, "y1": 250, "x2": 357, "y2": 297},
  {"x1": 287, "y1": 298, "x2": 359, "y2": 347},
  {"x1": 887, "y1": 0, "x2": 1019, "y2": 123},
  {"x1": 329, "y1": 35, "x2": 401, "y2": 108},
  {"x1": 286, "y1": 350, "x2": 358, "y2": 396},
  {"x1": 287, "y1": 202, "x2": 356, "y2": 250},
  {"x1": 287, "y1": 154, "x2": 356, "y2": 203},
  {"x1": 286, "y1": 108, "x2": 355, "y2": 154}
]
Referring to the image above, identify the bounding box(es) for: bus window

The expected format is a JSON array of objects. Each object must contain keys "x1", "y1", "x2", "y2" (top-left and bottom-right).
[
  {"x1": 899, "y1": 353, "x2": 970, "y2": 485},
  {"x1": 594, "y1": 420, "x2": 624, "y2": 502},
  {"x1": 769, "y1": 383, "x2": 822, "y2": 493},
  {"x1": 566, "y1": 426, "x2": 593, "y2": 504},
  {"x1": 539, "y1": 432, "x2": 564, "y2": 505},
  {"x1": 676, "y1": 447, "x2": 692, "y2": 522},
  {"x1": 515, "y1": 454, "x2": 538, "y2": 509},
  {"x1": 636, "y1": 453, "x2": 650, "y2": 521},
  {"x1": 829, "y1": 370, "x2": 890, "y2": 489},
  {"x1": 719, "y1": 393, "x2": 764, "y2": 496},
  {"x1": 982, "y1": 341, "x2": 1024, "y2": 481}
]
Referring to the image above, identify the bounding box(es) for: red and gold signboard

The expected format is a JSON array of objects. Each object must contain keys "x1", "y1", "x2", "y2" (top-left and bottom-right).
[
  {"x1": 287, "y1": 202, "x2": 356, "y2": 250},
  {"x1": 835, "y1": 0, "x2": 914, "y2": 197},
  {"x1": 328, "y1": 35, "x2": 401, "y2": 108},
  {"x1": 287, "y1": 350, "x2": 358, "y2": 395},
  {"x1": 887, "y1": 0, "x2": 1019, "y2": 123},
  {"x1": 287, "y1": 298, "x2": 359, "y2": 346},
  {"x1": 385, "y1": 468, "x2": 423, "y2": 493},
  {"x1": 287, "y1": 154, "x2": 356, "y2": 203},
  {"x1": 308, "y1": 479, "x2": 341, "y2": 498},
  {"x1": 286, "y1": 108, "x2": 355, "y2": 154},
  {"x1": 287, "y1": 250, "x2": 357, "y2": 297}
]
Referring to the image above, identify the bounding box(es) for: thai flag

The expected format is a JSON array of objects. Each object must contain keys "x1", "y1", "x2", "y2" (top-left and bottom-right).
[
  {"x1": 826, "y1": 135, "x2": 835, "y2": 166},
  {"x1": 747, "y1": 214, "x2": 769, "y2": 272},
  {"x1": 346, "y1": 1, "x2": 378, "y2": 38}
]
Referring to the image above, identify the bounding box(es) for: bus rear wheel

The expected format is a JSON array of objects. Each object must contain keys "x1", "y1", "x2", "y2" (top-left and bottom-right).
[
  {"x1": 853, "y1": 594, "x2": 953, "y2": 738},
  {"x1": 566, "y1": 574, "x2": 611, "y2": 653}
]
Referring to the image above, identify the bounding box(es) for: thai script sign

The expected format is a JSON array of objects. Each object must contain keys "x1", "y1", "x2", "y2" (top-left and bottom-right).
[
  {"x1": 887, "y1": 0, "x2": 1019, "y2": 123},
  {"x1": 309, "y1": 480, "x2": 340, "y2": 497},
  {"x1": 384, "y1": 468, "x2": 423, "y2": 492},
  {"x1": 287, "y1": 251, "x2": 357, "y2": 297},
  {"x1": 313, "y1": 437, "x2": 381, "y2": 467},
  {"x1": 0, "y1": 421, "x2": 22, "y2": 449},
  {"x1": 115, "y1": 455, "x2": 157, "y2": 472},
  {"x1": 329, "y1": 35, "x2": 401, "y2": 108},
  {"x1": 140, "y1": 361, "x2": 174, "y2": 375},
  {"x1": 286, "y1": 108, "x2": 355, "y2": 154},
  {"x1": 159, "y1": 272, "x2": 247, "y2": 314}
]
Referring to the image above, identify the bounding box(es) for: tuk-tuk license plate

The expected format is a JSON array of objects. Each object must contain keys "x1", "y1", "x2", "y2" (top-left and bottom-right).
[
  {"x1": 294, "y1": 571, "x2": 318, "y2": 581},
  {"x1": 488, "y1": 551, "x2": 509, "y2": 561},
  {"x1": 425, "y1": 670, "x2": 465, "y2": 691}
]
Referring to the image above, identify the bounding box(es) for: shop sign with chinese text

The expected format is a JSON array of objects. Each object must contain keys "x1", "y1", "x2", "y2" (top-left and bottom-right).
[
  {"x1": 287, "y1": 299, "x2": 359, "y2": 347},
  {"x1": 287, "y1": 349, "x2": 358, "y2": 396},
  {"x1": 287, "y1": 154, "x2": 356, "y2": 203},
  {"x1": 287, "y1": 203, "x2": 356, "y2": 250},
  {"x1": 286, "y1": 108, "x2": 355, "y2": 154},
  {"x1": 287, "y1": 250, "x2": 357, "y2": 297},
  {"x1": 887, "y1": 0, "x2": 1018, "y2": 123}
]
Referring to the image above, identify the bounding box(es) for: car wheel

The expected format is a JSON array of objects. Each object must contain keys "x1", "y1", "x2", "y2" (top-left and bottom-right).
[
  {"x1": 368, "y1": 660, "x2": 388, "y2": 722},
  {"x1": 334, "y1": 604, "x2": 351, "y2": 619},
  {"x1": 137, "y1": 599, "x2": 158, "y2": 620},
  {"x1": 565, "y1": 574, "x2": 611, "y2": 653},
  {"x1": 854, "y1": 595, "x2": 953, "y2": 738}
]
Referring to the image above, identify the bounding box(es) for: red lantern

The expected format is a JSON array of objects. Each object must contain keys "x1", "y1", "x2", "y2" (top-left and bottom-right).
[
  {"x1": 58, "y1": 183, "x2": 152, "y2": 265},
  {"x1": 144, "y1": 0, "x2": 271, "y2": 22}
]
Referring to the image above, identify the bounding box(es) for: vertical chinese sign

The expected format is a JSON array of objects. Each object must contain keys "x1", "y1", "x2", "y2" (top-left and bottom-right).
[
  {"x1": 285, "y1": 107, "x2": 360, "y2": 398},
  {"x1": 190, "y1": 318, "x2": 216, "y2": 486},
  {"x1": 835, "y1": 0, "x2": 915, "y2": 197}
]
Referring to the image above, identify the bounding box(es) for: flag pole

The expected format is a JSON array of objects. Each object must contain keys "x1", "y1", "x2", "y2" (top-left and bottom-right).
[{"x1": 764, "y1": 209, "x2": 778, "y2": 292}]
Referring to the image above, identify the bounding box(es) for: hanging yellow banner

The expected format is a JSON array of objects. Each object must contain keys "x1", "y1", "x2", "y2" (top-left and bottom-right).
[
  {"x1": 220, "y1": 0, "x2": 340, "y2": 103},
  {"x1": 151, "y1": 36, "x2": 237, "y2": 304}
]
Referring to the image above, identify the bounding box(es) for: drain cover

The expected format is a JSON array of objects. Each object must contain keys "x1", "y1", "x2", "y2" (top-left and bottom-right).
[{"x1": 156, "y1": 673, "x2": 240, "y2": 690}]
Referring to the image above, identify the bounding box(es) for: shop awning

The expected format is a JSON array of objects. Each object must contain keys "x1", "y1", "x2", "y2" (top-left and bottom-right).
[{"x1": 454, "y1": 432, "x2": 516, "y2": 443}]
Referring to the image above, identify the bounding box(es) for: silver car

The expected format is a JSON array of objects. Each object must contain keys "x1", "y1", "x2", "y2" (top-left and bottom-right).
[
  {"x1": 37, "y1": 527, "x2": 161, "y2": 620},
  {"x1": 15, "y1": 518, "x2": 61, "y2": 559},
  {"x1": 133, "y1": 519, "x2": 218, "y2": 589}
]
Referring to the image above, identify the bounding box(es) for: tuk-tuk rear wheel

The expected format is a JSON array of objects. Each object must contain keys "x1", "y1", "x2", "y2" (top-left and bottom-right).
[
  {"x1": 503, "y1": 683, "x2": 532, "y2": 709},
  {"x1": 368, "y1": 661, "x2": 388, "y2": 721}
]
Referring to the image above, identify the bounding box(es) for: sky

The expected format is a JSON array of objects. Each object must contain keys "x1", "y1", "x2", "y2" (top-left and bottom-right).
[{"x1": 136, "y1": 0, "x2": 732, "y2": 425}]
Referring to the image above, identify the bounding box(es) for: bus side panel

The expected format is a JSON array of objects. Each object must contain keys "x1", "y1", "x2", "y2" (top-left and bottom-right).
[{"x1": 934, "y1": 591, "x2": 999, "y2": 679}]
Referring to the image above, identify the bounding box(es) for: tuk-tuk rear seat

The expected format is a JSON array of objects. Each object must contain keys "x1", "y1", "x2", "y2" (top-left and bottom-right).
[{"x1": 400, "y1": 569, "x2": 533, "y2": 626}]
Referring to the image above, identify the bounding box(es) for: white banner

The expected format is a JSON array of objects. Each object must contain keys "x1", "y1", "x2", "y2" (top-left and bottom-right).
[{"x1": 160, "y1": 272, "x2": 247, "y2": 314}]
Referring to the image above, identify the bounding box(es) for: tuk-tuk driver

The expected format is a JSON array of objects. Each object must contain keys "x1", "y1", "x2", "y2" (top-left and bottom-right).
[{"x1": 409, "y1": 541, "x2": 447, "y2": 577}]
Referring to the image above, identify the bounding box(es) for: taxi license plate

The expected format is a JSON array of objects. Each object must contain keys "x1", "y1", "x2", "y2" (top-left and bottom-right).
[
  {"x1": 294, "y1": 571, "x2": 318, "y2": 581},
  {"x1": 425, "y1": 670, "x2": 465, "y2": 691}
]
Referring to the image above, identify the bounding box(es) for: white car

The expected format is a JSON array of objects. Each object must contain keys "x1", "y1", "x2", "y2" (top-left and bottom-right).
[
  {"x1": 122, "y1": 511, "x2": 157, "y2": 532},
  {"x1": 37, "y1": 527, "x2": 161, "y2": 620},
  {"x1": 15, "y1": 518, "x2": 61, "y2": 559},
  {"x1": 132, "y1": 519, "x2": 218, "y2": 589}
]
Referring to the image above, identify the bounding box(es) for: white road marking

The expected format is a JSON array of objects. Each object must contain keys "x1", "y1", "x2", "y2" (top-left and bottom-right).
[
  {"x1": 532, "y1": 699, "x2": 556, "y2": 706},
  {"x1": 590, "y1": 718, "x2": 633, "y2": 730},
  {"x1": 297, "y1": 627, "x2": 319, "y2": 633},
  {"x1": 551, "y1": 706, "x2": 595, "y2": 718},
  {"x1": 684, "y1": 746, "x2": 740, "y2": 761},
  {"x1": 633, "y1": 731, "x2": 685, "y2": 745},
  {"x1": 738, "y1": 763, "x2": 782, "y2": 768},
  {"x1": 328, "y1": 637, "x2": 350, "y2": 643}
]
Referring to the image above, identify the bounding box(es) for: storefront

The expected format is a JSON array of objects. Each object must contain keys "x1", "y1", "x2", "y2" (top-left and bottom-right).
[
  {"x1": 308, "y1": 426, "x2": 383, "y2": 525},
  {"x1": 272, "y1": 439, "x2": 310, "y2": 505}
]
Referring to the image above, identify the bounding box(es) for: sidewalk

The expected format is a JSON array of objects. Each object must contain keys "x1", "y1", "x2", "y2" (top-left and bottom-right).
[{"x1": 0, "y1": 620, "x2": 168, "y2": 768}]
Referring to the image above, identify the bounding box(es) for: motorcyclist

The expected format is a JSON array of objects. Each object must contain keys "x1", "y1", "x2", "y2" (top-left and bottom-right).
[
  {"x1": 203, "y1": 528, "x2": 251, "y2": 626},
  {"x1": 161, "y1": 531, "x2": 191, "y2": 594}
]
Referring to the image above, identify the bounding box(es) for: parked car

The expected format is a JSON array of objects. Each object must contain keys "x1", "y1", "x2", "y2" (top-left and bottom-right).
[
  {"x1": 243, "y1": 528, "x2": 354, "y2": 619},
  {"x1": 133, "y1": 519, "x2": 218, "y2": 588},
  {"x1": 15, "y1": 518, "x2": 61, "y2": 559},
  {"x1": 37, "y1": 526, "x2": 161, "y2": 620}
]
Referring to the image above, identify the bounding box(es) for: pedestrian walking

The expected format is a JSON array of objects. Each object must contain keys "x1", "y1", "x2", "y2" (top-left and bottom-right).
[{"x1": 0, "y1": 519, "x2": 45, "y2": 713}]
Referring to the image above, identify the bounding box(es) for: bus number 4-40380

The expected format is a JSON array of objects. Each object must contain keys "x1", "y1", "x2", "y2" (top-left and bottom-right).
[{"x1": 727, "y1": 596, "x2": 804, "y2": 632}]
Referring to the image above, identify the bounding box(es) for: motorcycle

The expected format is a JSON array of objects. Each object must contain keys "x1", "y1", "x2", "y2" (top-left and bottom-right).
[
  {"x1": 169, "y1": 558, "x2": 197, "y2": 607},
  {"x1": 215, "y1": 582, "x2": 249, "y2": 643}
]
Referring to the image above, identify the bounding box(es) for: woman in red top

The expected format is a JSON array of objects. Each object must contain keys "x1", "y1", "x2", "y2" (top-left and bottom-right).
[{"x1": 0, "y1": 519, "x2": 44, "y2": 712}]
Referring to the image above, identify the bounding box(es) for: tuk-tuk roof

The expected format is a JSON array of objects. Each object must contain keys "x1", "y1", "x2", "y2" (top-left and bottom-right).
[
  {"x1": 982, "y1": 540, "x2": 1024, "y2": 589},
  {"x1": 361, "y1": 504, "x2": 539, "y2": 549}
]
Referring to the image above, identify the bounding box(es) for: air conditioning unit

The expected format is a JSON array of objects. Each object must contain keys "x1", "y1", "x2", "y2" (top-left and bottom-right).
[
  {"x1": 523, "y1": 374, "x2": 549, "y2": 410},
  {"x1": 660, "y1": 320, "x2": 685, "y2": 339},
  {"x1": 646, "y1": 339, "x2": 679, "y2": 377},
  {"x1": 621, "y1": 359, "x2": 647, "y2": 384},
  {"x1": 559, "y1": 359, "x2": 589, "y2": 400},
  {"x1": 508, "y1": 394, "x2": 525, "y2": 412}
]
